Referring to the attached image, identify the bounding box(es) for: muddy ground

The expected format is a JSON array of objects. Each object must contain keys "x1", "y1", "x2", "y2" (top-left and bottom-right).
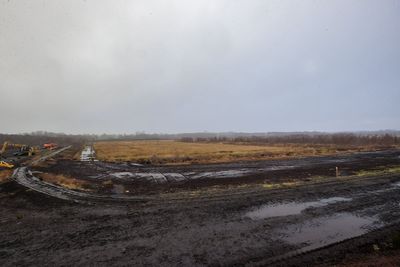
[
  {"x1": 1, "y1": 149, "x2": 400, "y2": 266},
  {"x1": 34, "y1": 149, "x2": 400, "y2": 194}
]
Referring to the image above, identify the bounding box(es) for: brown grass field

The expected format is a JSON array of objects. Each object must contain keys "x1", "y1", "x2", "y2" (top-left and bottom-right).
[
  {"x1": 93, "y1": 140, "x2": 371, "y2": 165},
  {"x1": 0, "y1": 169, "x2": 13, "y2": 183},
  {"x1": 37, "y1": 173, "x2": 91, "y2": 191}
]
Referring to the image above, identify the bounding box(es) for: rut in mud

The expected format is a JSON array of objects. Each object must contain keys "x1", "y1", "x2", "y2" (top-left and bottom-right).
[
  {"x1": 32, "y1": 149, "x2": 400, "y2": 194},
  {"x1": 1, "y1": 149, "x2": 400, "y2": 266}
]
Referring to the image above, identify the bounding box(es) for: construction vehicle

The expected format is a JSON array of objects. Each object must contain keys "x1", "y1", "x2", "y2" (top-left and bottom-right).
[
  {"x1": 14, "y1": 146, "x2": 39, "y2": 157},
  {"x1": 1, "y1": 141, "x2": 39, "y2": 158},
  {"x1": 29, "y1": 146, "x2": 39, "y2": 156},
  {"x1": 43, "y1": 143, "x2": 58, "y2": 150},
  {"x1": 1, "y1": 141, "x2": 11, "y2": 157},
  {"x1": 1, "y1": 141, "x2": 27, "y2": 152},
  {"x1": 1, "y1": 141, "x2": 21, "y2": 157},
  {"x1": 0, "y1": 160, "x2": 14, "y2": 169}
]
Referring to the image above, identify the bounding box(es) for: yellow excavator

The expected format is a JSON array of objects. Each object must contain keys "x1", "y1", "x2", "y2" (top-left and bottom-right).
[
  {"x1": 0, "y1": 141, "x2": 39, "y2": 169},
  {"x1": 1, "y1": 141, "x2": 38, "y2": 157},
  {"x1": 1, "y1": 141, "x2": 8, "y2": 156},
  {"x1": 1, "y1": 141, "x2": 26, "y2": 154},
  {"x1": 0, "y1": 142, "x2": 15, "y2": 168},
  {"x1": 0, "y1": 160, "x2": 14, "y2": 169}
]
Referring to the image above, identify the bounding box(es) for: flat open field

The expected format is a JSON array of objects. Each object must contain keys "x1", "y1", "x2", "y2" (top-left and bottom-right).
[
  {"x1": 3, "y1": 148, "x2": 400, "y2": 266},
  {"x1": 2, "y1": 144, "x2": 400, "y2": 266},
  {"x1": 93, "y1": 140, "x2": 366, "y2": 164}
]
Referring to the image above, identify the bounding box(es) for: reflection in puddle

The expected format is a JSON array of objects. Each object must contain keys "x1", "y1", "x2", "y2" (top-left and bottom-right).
[
  {"x1": 110, "y1": 172, "x2": 186, "y2": 183},
  {"x1": 110, "y1": 172, "x2": 170, "y2": 183},
  {"x1": 262, "y1": 166, "x2": 296, "y2": 171},
  {"x1": 111, "y1": 172, "x2": 135, "y2": 178},
  {"x1": 191, "y1": 170, "x2": 252, "y2": 179},
  {"x1": 245, "y1": 197, "x2": 352, "y2": 219},
  {"x1": 319, "y1": 197, "x2": 352, "y2": 204},
  {"x1": 81, "y1": 146, "x2": 97, "y2": 161},
  {"x1": 277, "y1": 213, "x2": 382, "y2": 250}
]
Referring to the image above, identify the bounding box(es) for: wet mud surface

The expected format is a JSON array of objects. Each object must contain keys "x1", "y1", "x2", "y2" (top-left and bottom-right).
[
  {"x1": 1, "y1": 150, "x2": 400, "y2": 266},
  {"x1": 34, "y1": 149, "x2": 400, "y2": 194}
]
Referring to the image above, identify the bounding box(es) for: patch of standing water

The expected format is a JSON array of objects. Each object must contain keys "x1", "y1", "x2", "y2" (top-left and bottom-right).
[
  {"x1": 263, "y1": 165, "x2": 296, "y2": 171},
  {"x1": 319, "y1": 197, "x2": 352, "y2": 204},
  {"x1": 111, "y1": 172, "x2": 134, "y2": 178},
  {"x1": 109, "y1": 172, "x2": 169, "y2": 183},
  {"x1": 363, "y1": 182, "x2": 400, "y2": 195},
  {"x1": 245, "y1": 197, "x2": 352, "y2": 219},
  {"x1": 80, "y1": 146, "x2": 97, "y2": 161},
  {"x1": 277, "y1": 213, "x2": 382, "y2": 251},
  {"x1": 191, "y1": 170, "x2": 252, "y2": 179}
]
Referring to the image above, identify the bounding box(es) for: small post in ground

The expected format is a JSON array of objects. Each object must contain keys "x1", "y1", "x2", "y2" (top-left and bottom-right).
[{"x1": 336, "y1": 166, "x2": 340, "y2": 177}]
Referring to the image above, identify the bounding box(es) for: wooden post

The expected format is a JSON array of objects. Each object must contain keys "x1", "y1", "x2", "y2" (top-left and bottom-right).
[{"x1": 336, "y1": 166, "x2": 340, "y2": 177}]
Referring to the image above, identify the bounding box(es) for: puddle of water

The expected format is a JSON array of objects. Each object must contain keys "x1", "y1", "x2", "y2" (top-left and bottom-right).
[
  {"x1": 135, "y1": 173, "x2": 167, "y2": 183},
  {"x1": 189, "y1": 166, "x2": 301, "y2": 179},
  {"x1": 164, "y1": 173, "x2": 186, "y2": 182},
  {"x1": 246, "y1": 202, "x2": 315, "y2": 219},
  {"x1": 111, "y1": 172, "x2": 134, "y2": 178},
  {"x1": 81, "y1": 146, "x2": 97, "y2": 161},
  {"x1": 277, "y1": 213, "x2": 382, "y2": 251},
  {"x1": 319, "y1": 197, "x2": 352, "y2": 204},
  {"x1": 264, "y1": 166, "x2": 296, "y2": 171},
  {"x1": 365, "y1": 182, "x2": 400, "y2": 195},
  {"x1": 129, "y1": 163, "x2": 143, "y2": 167},
  {"x1": 110, "y1": 172, "x2": 168, "y2": 183},
  {"x1": 191, "y1": 170, "x2": 251, "y2": 179},
  {"x1": 245, "y1": 197, "x2": 352, "y2": 219}
]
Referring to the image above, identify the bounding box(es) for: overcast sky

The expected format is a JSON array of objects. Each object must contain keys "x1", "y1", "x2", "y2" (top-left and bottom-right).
[{"x1": 0, "y1": 0, "x2": 399, "y2": 134}]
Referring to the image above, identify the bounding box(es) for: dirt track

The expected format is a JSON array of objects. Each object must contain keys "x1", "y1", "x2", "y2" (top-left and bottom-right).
[
  {"x1": 33, "y1": 149, "x2": 400, "y2": 194},
  {"x1": 1, "y1": 149, "x2": 400, "y2": 266}
]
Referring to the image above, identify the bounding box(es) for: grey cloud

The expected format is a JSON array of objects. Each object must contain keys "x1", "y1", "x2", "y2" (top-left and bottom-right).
[{"x1": 0, "y1": 0, "x2": 399, "y2": 134}]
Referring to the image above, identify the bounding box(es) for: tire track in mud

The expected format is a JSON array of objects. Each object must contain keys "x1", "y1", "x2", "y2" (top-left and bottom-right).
[
  {"x1": 10, "y1": 147, "x2": 400, "y2": 265},
  {"x1": 12, "y1": 160, "x2": 400, "y2": 205},
  {"x1": 13, "y1": 147, "x2": 154, "y2": 203},
  {"x1": 11, "y1": 165, "x2": 400, "y2": 266},
  {"x1": 11, "y1": 170, "x2": 400, "y2": 266},
  {"x1": 85, "y1": 149, "x2": 400, "y2": 192},
  {"x1": 232, "y1": 187, "x2": 400, "y2": 266},
  {"x1": 30, "y1": 146, "x2": 72, "y2": 165},
  {"x1": 249, "y1": 220, "x2": 400, "y2": 266},
  {"x1": 158, "y1": 173, "x2": 398, "y2": 205},
  {"x1": 12, "y1": 167, "x2": 153, "y2": 203}
]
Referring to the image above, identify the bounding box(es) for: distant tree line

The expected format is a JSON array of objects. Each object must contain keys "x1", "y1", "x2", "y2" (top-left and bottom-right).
[
  {"x1": 1, "y1": 131, "x2": 400, "y2": 147},
  {"x1": 180, "y1": 133, "x2": 400, "y2": 147},
  {"x1": 0, "y1": 133, "x2": 89, "y2": 147}
]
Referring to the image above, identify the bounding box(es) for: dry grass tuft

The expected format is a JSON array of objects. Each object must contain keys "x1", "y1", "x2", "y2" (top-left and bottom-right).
[
  {"x1": 102, "y1": 180, "x2": 114, "y2": 188},
  {"x1": 37, "y1": 173, "x2": 91, "y2": 191},
  {"x1": 355, "y1": 165, "x2": 400, "y2": 177},
  {"x1": 94, "y1": 140, "x2": 357, "y2": 165},
  {"x1": 0, "y1": 170, "x2": 13, "y2": 182}
]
